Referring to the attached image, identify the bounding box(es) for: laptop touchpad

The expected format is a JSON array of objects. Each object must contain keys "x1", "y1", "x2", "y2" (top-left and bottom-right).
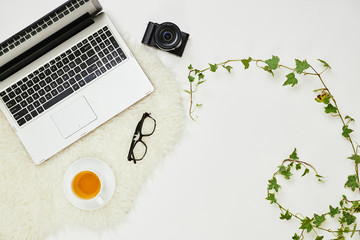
[{"x1": 51, "y1": 96, "x2": 97, "y2": 139}]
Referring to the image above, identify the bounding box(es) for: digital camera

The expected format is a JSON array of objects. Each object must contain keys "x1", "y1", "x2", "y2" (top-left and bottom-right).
[{"x1": 142, "y1": 22, "x2": 189, "y2": 57}]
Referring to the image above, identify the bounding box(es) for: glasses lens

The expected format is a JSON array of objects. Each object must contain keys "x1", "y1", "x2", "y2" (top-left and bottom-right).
[
  {"x1": 141, "y1": 116, "x2": 156, "y2": 136},
  {"x1": 132, "y1": 141, "x2": 147, "y2": 160}
]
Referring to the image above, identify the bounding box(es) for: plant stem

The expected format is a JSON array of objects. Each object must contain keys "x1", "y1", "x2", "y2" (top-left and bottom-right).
[{"x1": 309, "y1": 65, "x2": 359, "y2": 183}]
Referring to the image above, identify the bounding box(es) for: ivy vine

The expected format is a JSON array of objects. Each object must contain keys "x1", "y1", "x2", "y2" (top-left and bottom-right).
[{"x1": 186, "y1": 57, "x2": 360, "y2": 239}]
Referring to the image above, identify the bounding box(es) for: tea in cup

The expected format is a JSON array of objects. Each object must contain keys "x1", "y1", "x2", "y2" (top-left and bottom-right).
[{"x1": 71, "y1": 170, "x2": 105, "y2": 205}]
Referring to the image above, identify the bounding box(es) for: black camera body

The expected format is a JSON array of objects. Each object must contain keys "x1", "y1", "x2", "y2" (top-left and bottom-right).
[{"x1": 142, "y1": 22, "x2": 189, "y2": 57}]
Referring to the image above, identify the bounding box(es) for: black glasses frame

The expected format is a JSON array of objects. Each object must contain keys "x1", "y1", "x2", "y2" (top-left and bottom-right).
[{"x1": 127, "y1": 112, "x2": 157, "y2": 164}]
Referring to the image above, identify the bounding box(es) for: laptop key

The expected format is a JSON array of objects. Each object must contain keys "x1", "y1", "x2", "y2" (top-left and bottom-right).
[
  {"x1": 51, "y1": 89, "x2": 58, "y2": 96},
  {"x1": 37, "y1": 107, "x2": 44, "y2": 114},
  {"x1": 73, "y1": 84, "x2": 80, "y2": 91},
  {"x1": 79, "y1": 80, "x2": 86, "y2": 87},
  {"x1": 17, "y1": 118, "x2": 26, "y2": 126},
  {"x1": 33, "y1": 101, "x2": 40, "y2": 108},
  {"x1": 31, "y1": 110, "x2": 38, "y2": 118},
  {"x1": 15, "y1": 96, "x2": 22, "y2": 102},
  {"x1": 15, "y1": 88, "x2": 21, "y2": 95},
  {"x1": 14, "y1": 108, "x2": 28, "y2": 120},
  {"x1": 115, "y1": 57, "x2": 122, "y2": 64},
  {"x1": 25, "y1": 114, "x2": 32, "y2": 121},
  {"x1": 27, "y1": 104, "x2": 35, "y2": 111},
  {"x1": 9, "y1": 92, "x2": 16, "y2": 99},
  {"x1": 39, "y1": 97, "x2": 46, "y2": 104},
  {"x1": 109, "y1": 37, "x2": 119, "y2": 48},
  {"x1": 20, "y1": 100, "x2": 28, "y2": 108},
  {"x1": 86, "y1": 55, "x2": 99, "y2": 66},
  {"x1": 87, "y1": 64, "x2": 97, "y2": 74},
  {"x1": 45, "y1": 93, "x2": 52, "y2": 100},
  {"x1": 10, "y1": 104, "x2": 21, "y2": 114},
  {"x1": 87, "y1": 49, "x2": 95, "y2": 57},
  {"x1": 80, "y1": 44, "x2": 91, "y2": 53},
  {"x1": 84, "y1": 73, "x2": 96, "y2": 83},
  {"x1": 6, "y1": 99, "x2": 16, "y2": 108},
  {"x1": 43, "y1": 88, "x2": 74, "y2": 110},
  {"x1": 2, "y1": 95, "x2": 10, "y2": 103}
]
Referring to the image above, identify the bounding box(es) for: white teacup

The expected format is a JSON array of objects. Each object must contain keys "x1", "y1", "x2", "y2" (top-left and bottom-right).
[{"x1": 71, "y1": 169, "x2": 105, "y2": 205}]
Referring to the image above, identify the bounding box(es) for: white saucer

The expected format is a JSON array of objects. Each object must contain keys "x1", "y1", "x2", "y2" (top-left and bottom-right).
[{"x1": 63, "y1": 157, "x2": 115, "y2": 210}]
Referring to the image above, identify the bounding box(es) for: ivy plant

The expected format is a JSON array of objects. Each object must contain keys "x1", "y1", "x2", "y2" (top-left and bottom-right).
[{"x1": 186, "y1": 57, "x2": 360, "y2": 239}]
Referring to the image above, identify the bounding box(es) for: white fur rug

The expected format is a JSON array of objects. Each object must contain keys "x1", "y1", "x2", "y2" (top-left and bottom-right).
[{"x1": 0, "y1": 41, "x2": 185, "y2": 240}]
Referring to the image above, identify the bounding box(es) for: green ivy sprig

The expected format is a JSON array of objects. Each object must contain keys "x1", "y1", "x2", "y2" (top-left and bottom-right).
[
  {"x1": 267, "y1": 148, "x2": 360, "y2": 240},
  {"x1": 186, "y1": 56, "x2": 360, "y2": 239}
]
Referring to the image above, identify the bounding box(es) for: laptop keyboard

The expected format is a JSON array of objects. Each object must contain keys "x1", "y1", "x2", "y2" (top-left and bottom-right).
[{"x1": 0, "y1": 26, "x2": 127, "y2": 127}]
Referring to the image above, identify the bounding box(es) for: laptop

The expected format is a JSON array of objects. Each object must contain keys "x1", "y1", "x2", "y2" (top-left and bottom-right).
[{"x1": 0, "y1": 0, "x2": 154, "y2": 165}]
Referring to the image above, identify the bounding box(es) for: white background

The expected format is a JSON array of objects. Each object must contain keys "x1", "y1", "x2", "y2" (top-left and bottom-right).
[{"x1": 2, "y1": 0, "x2": 360, "y2": 239}]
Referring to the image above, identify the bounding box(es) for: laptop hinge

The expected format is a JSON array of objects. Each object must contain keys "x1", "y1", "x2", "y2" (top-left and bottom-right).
[{"x1": 0, "y1": 13, "x2": 94, "y2": 82}]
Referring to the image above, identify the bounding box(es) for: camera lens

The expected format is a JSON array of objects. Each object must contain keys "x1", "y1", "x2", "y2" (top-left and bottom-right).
[
  {"x1": 154, "y1": 22, "x2": 182, "y2": 51},
  {"x1": 163, "y1": 31, "x2": 173, "y2": 41}
]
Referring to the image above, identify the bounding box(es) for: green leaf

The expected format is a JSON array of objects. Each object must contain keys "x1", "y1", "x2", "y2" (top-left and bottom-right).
[
  {"x1": 266, "y1": 193, "x2": 277, "y2": 204},
  {"x1": 194, "y1": 69, "x2": 200, "y2": 75},
  {"x1": 295, "y1": 163, "x2": 301, "y2": 170},
  {"x1": 184, "y1": 90, "x2": 192, "y2": 94},
  {"x1": 351, "y1": 224, "x2": 357, "y2": 237},
  {"x1": 318, "y1": 59, "x2": 331, "y2": 69},
  {"x1": 313, "y1": 214, "x2": 326, "y2": 227},
  {"x1": 198, "y1": 73, "x2": 205, "y2": 80},
  {"x1": 223, "y1": 65, "x2": 233, "y2": 73},
  {"x1": 196, "y1": 104, "x2": 203, "y2": 108},
  {"x1": 283, "y1": 72, "x2": 298, "y2": 87},
  {"x1": 289, "y1": 148, "x2": 299, "y2": 160},
  {"x1": 299, "y1": 217, "x2": 313, "y2": 233},
  {"x1": 188, "y1": 64, "x2": 193, "y2": 70},
  {"x1": 188, "y1": 75, "x2": 195, "y2": 82},
  {"x1": 345, "y1": 115, "x2": 355, "y2": 122},
  {"x1": 315, "y1": 92, "x2": 331, "y2": 104},
  {"x1": 340, "y1": 211, "x2": 357, "y2": 225},
  {"x1": 329, "y1": 205, "x2": 340, "y2": 217},
  {"x1": 292, "y1": 233, "x2": 300, "y2": 240},
  {"x1": 295, "y1": 59, "x2": 310, "y2": 74},
  {"x1": 316, "y1": 174, "x2": 324, "y2": 181},
  {"x1": 342, "y1": 125, "x2": 353, "y2": 138},
  {"x1": 268, "y1": 177, "x2": 281, "y2": 192},
  {"x1": 265, "y1": 55, "x2": 280, "y2": 70},
  {"x1": 344, "y1": 175, "x2": 360, "y2": 191},
  {"x1": 301, "y1": 168, "x2": 310, "y2": 177},
  {"x1": 337, "y1": 228, "x2": 345, "y2": 238},
  {"x1": 352, "y1": 200, "x2": 360, "y2": 208},
  {"x1": 209, "y1": 63, "x2": 218, "y2": 72},
  {"x1": 315, "y1": 236, "x2": 324, "y2": 240},
  {"x1": 196, "y1": 80, "x2": 206, "y2": 86},
  {"x1": 313, "y1": 88, "x2": 325, "y2": 93},
  {"x1": 263, "y1": 66, "x2": 274, "y2": 76},
  {"x1": 322, "y1": 95, "x2": 331, "y2": 105},
  {"x1": 280, "y1": 210, "x2": 292, "y2": 220},
  {"x1": 324, "y1": 103, "x2": 337, "y2": 114},
  {"x1": 348, "y1": 154, "x2": 360, "y2": 164},
  {"x1": 279, "y1": 165, "x2": 292, "y2": 180},
  {"x1": 241, "y1": 57, "x2": 252, "y2": 69}
]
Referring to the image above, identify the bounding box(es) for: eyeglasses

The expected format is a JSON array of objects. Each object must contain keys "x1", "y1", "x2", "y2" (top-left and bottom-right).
[{"x1": 127, "y1": 112, "x2": 157, "y2": 164}]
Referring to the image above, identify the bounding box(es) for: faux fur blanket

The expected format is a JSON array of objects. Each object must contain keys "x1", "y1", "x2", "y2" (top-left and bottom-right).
[{"x1": 0, "y1": 41, "x2": 185, "y2": 240}]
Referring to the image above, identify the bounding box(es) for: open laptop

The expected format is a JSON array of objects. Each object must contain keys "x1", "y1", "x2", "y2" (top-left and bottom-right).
[{"x1": 0, "y1": 0, "x2": 154, "y2": 165}]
